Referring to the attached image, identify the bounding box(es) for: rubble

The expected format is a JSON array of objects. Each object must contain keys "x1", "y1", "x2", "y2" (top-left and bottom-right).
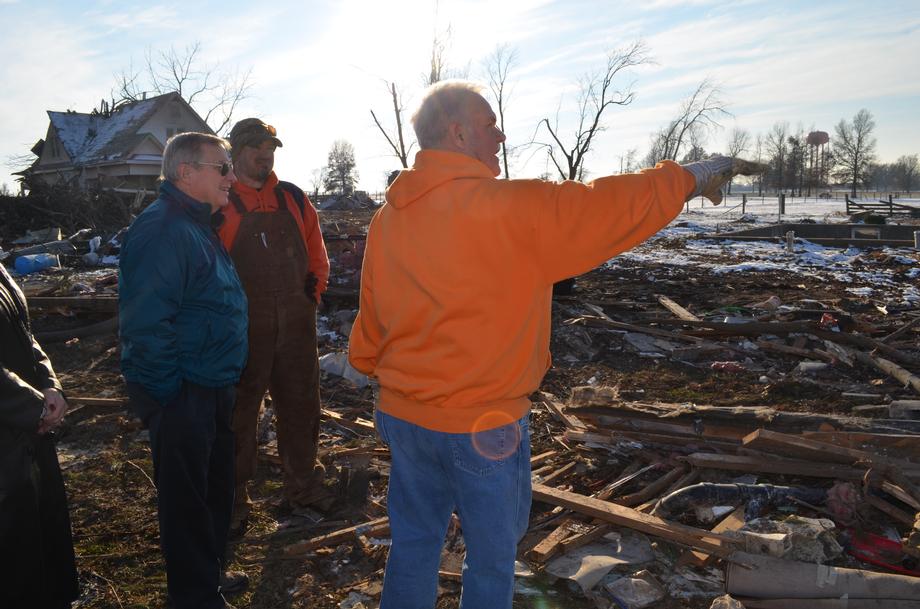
[{"x1": 7, "y1": 202, "x2": 920, "y2": 608}]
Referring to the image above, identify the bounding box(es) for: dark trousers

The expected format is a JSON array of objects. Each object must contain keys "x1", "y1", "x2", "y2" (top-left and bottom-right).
[
  {"x1": 143, "y1": 381, "x2": 235, "y2": 609},
  {"x1": 0, "y1": 434, "x2": 79, "y2": 609}
]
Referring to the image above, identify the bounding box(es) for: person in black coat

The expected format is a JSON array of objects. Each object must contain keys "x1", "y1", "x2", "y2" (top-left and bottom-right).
[{"x1": 0, "y1": 263, "x2": 79, "y2": 608}]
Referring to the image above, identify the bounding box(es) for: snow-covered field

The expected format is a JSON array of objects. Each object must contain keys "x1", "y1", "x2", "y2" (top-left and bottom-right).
[{"x1": 608, "y1": 195, "x2": 920, "y2": 310}]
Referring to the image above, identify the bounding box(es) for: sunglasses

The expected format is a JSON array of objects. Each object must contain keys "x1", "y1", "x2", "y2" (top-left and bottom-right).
[{"x1": 195, "y1": 161, "x2": 234, "y2": 176}]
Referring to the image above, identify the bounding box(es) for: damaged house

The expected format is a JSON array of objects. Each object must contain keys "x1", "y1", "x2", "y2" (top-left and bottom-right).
[{"x1": 18, "y1": 92, "x2": 211, "y2": 194}]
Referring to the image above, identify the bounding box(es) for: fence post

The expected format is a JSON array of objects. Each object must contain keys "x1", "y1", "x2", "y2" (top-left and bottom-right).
[
  {"x1": 742, "y1": 193, "x2": 747, "y2": 214},
  {"x1": 778, "y1": 193, "x2": 785, "y2": 219},
  {"x1": 915, "y1": 231, "x2": 920, "y2": 250},
  {"x1": 786, "y1": 231, "x2": 795, "y2": 253}
]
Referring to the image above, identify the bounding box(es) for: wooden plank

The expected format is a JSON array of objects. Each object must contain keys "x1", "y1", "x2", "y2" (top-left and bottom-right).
[
  {"x1": 69, "y1": 396, "x2": 126, "y2": 407},
  {"x1": 283, "y1": 517, "x2": 389, "y2": 556},
  {"x1": 531, "y1": 483, "x2": 736, "y2": 557},
  {"x1": 865, "y1": 494, "x2": 916, "y2": 526},
  {"x1": 530, "y1": 450, "x2": 557, "y2": 467},
  {"x1": 801, "y1": 431, "x2": 920, "y2": 459},
  {"x1": 683, "y1": 452, "x2": 868, "y2": 480},
  {"x1": 880, "y1": 481, "x2": 920, "y2": 512},
  {"x1": 321, "y1": 408, "x2": 376, "y2": 434},
  {"x1": 854, "y1": 351, "x2": 920, "y2": 395},
  {"x1": 537, "y1": 461, "x2": 577, "y2": 486},
  {"x1": 559, "y1": 522, "x2": 612, "y2": 554},
  {"x1": 656, "y1": 295, "x2": 700, "y2": 321},
  {"x1": 527, "y1": 518, "x2": 579, "y2": 563},
  {"x1": 756, "y1": 339, "x2": 834, "y2": 362},
  {"x1": 616, "y1": 465, "x2": 688, "y2": 508},
  {"x1": 681, "y1": 505, "x2": 746, "y2": 567},
  {"x1": 742, "y1": 428, "x2": 872, "y2": 465},
  {"x1": 537, "y1": 392, "x2": 586, "y2": 430}
]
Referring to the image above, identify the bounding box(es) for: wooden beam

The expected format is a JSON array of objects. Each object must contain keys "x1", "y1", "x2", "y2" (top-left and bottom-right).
[
  {"x1": 537, "y1": 392, "x2": 586, "y2": 430},
  {"x1": 531, "y1": 483, "x2": 735, "y2": 558},
  {"x1": 527, "y1": 518, "x2": 580, "y2": 563},
  {"x1": 616, "y1": 465, "x2": 688, "y2": 508},
  {"x1": 282, "y1": 517, "x2": 389, "y2": 556},
  {"x1": 865, "y1": 494, "x2": 916, "y2": 526},
  {"x1": 681, "y1": 505, "x2": 746, "y2": 567},
  {"x1": 683, "y1": 452, "x2": 868, "y2": 480},
  {"x1": 742, "y1": 429, "x2": 871, "y2": 465},
  {"x1": 656, "y1": 295, "x2": 700, "y2": 322},
  {"x1": 854, "y1": 351, "x2": 920, "y2": 395}
]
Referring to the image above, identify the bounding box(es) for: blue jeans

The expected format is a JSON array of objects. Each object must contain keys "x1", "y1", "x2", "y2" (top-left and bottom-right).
[{"x1": 375, "y1": 409, "x2": 531, "y2": 609}]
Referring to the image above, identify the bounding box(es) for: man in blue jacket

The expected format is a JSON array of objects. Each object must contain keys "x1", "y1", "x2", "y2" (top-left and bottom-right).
[{"x1": 119, "y1": 132, "x2": 248, "y2": 609}]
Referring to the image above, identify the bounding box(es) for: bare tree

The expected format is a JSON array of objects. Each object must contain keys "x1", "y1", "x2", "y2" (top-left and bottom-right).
[
  {"x1": 765, "y1": 122, "x2": 789, "y2": 193},
  {"x1": 893, "y1": 154, "x2": 919, "y2": 193},
  {"x1": 114, "y1": 41, "x2": 253, "y2": 134},
  {"x1": 484, "y1": 44, "x2": 518, "y2": 178},
  {"x1": 724, "y1": 126, "x2": 750, "y2": 194},
  {"x1": 310, "y1": 167, "x2": 328, "y2": 198},
  {"x1": 370, "y1": 82, "x2": 412, "y2": 169},
  {"x1": 646, "y1": 79, "x2": 730, "y2": 165},
  {"x1": 536, "y1": 40, "x2": 649, "y2": 181},
  {"x1": 834, "y1": 108, "x2": 877, "y2": 197}
]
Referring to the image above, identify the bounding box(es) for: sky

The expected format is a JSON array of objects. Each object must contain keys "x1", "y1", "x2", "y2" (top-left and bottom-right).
[{"x1": 1, "y1": 0, "x2": 919, "y2": 194}]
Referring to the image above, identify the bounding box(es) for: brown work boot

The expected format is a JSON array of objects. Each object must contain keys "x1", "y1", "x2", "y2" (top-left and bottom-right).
[
  {"x1": 219, "y1": 570, "x2": 250, "y2": 595},
  {"x1": 285, "y1": 463, "x2": 332, "y2": 510}
]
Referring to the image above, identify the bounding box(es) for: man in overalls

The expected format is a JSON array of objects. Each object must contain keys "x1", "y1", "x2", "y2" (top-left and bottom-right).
[{"x1": 218, "y1": 119, "x2": 330, "y2": 530}]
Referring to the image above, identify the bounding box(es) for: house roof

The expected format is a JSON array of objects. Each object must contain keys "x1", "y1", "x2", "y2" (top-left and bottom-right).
[{"x1": 46, "y1": 92, "x2": 208, "y2": 166}]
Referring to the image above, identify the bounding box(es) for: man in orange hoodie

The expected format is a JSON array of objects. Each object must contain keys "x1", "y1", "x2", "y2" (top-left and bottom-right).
[
  {"x1": 349, "y1": 81, "x2": 764, "y2": 609},
  {"x1": 218, "y1": 119, "x2": 330, "y2": 529}
]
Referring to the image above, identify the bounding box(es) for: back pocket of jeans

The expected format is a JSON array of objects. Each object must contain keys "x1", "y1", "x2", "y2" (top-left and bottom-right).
[{"x1": 449, "y1": 423, "x2": 517, "y2": 477}]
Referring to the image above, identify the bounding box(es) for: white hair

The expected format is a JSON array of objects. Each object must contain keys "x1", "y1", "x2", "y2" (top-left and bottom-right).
[
  {"x1": 161, "y1": 132, "x2": 230, "y2": 182},
  {"x1": 411, "y1": 80, "x2": 485, "y2": 149}
]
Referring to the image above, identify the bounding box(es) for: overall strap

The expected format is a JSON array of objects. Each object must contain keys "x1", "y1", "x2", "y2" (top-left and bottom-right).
[{"x1": 228, "y1": 189, "x2": 247, "y2": 215}]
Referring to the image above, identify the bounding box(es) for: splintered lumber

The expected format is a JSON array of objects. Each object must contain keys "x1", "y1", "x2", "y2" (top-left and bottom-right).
[
  {"x1": 865, "y1": 494, "x2": 916, "y2": 526},
  {"x1": 742, "y1": 429, "x2": 872, "y2": 465},
  {"x1": 853, "y1": 351, "x2": 920, "y2": 395},
  {"x1": 682, "y1": 505, "x2": 746, "y2": 567},
  {"x1": 283, "y1": 517, "x2": 389, "y2": 556},
  {"x1": 527, "y1": 518, "x2": 580, "y2": 562},
  {"x1": 531, "y1": 483, "x2": 735, "y2": 558},
  {"x1": 683, "y1": 453, "x2": 869, "y2": 481},
  {"x1": 321, "y1": 408, "x2": 375, "y2": 434},
  {"x1": 566, "y1": 392, "x2": 920, "y2": 436},
  {"x1": 537, "y1": 461, "x2": 577, "y2": 486},
  {"x1": 650, "y1": 319, "x2": 920, "y2": 368},
  {"x1": 743, "y1": 429, "x2": 920, "y2": 479},
  {"x1": 530, "y1": 450, "x2": 557, "y2": 467},
  {"x1": 69, "y1": 396, "x2": 127, "y2": 407},
  {"x1": 656, "y1": 295, "x2": 700, "y2": 321},
  {"x1": 801, "y1": 431, "x2": 920, "y2": 459},
  {"x1": 616, "y1": 465, "x2": 688, "y2": 508},
  {"x1": 881, "y1": 316, "x2": 920, "y2": 343},
  {"x1": 880, "y1": 481, "x2": 920, "y2": 511},
  {"x1": 755, "y1": 339, "x2": 834, "y2": 362},
  {"x1": 537, "y1": 392, "x2": 586, "y2": 430}
]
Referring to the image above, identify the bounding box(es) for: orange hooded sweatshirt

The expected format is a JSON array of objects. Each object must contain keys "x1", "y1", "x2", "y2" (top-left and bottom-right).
[{"x1": 348, "y1": 150, "x2": 695, "y2": 433}]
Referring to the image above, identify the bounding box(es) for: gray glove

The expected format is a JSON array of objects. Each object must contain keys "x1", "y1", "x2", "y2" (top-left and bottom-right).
[{"x1": 683, "y1": 155, "x2": 768, "y2": 205}]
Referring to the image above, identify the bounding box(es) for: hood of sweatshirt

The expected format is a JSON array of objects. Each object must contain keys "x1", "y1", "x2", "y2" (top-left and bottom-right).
[{"x1": 386, "y1": 149, "x2": 494, "y2": 209}]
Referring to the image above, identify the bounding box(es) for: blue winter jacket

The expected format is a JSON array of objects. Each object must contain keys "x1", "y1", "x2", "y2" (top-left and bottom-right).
[{"x1": 119, "y1": 181, "x2": 248, "y2": 403}]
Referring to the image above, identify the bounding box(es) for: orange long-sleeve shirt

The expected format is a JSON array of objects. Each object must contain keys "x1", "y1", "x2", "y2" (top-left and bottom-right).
[
  {"x1": 217, "y1": 172, "x2": 329, "y2": 301},
  {"x1": 348, "y1": 150, "x2": 694, "y2": 433}
]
